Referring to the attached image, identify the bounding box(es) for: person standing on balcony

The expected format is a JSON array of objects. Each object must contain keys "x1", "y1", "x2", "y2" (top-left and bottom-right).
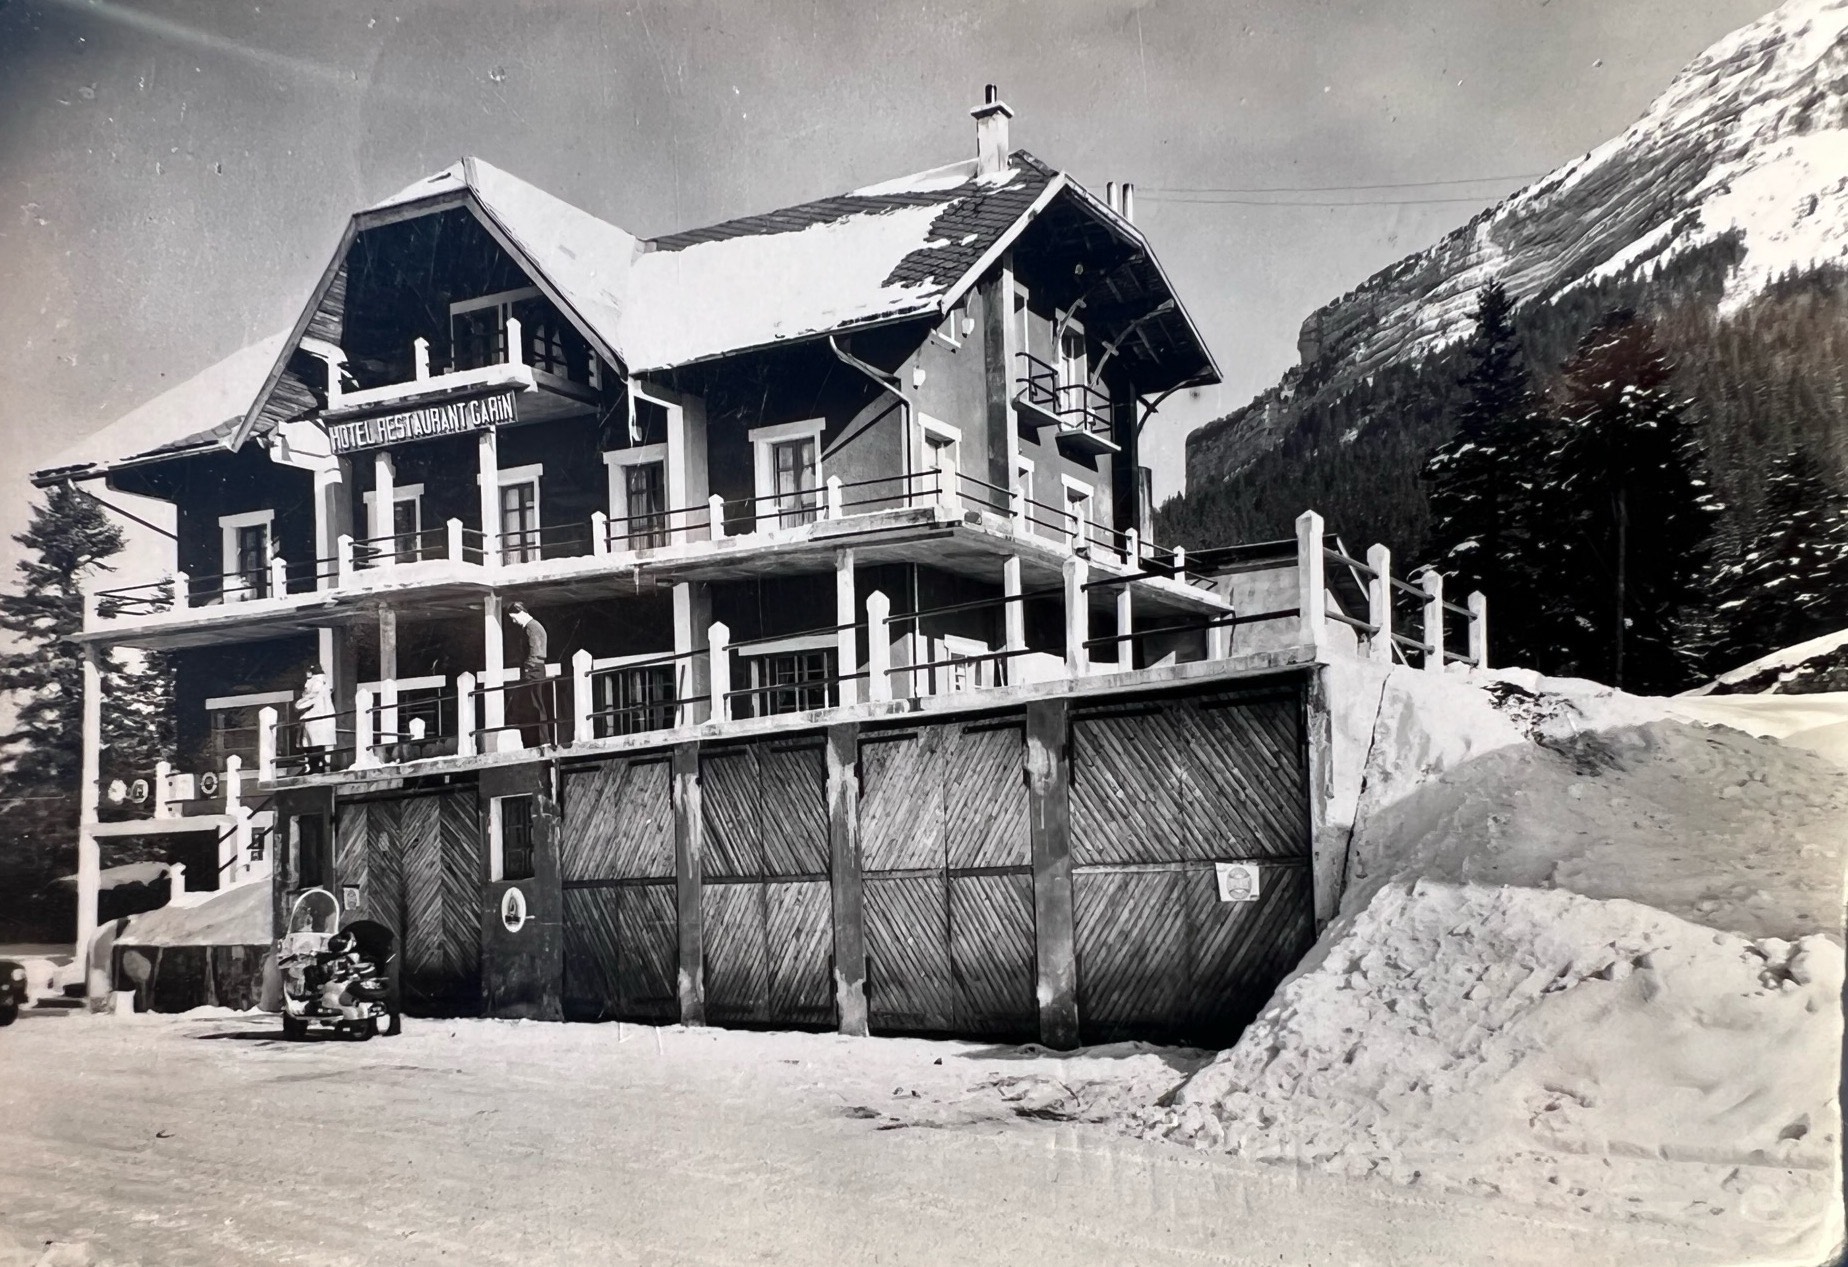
[
  {"x1": 296, "y1": 666, "x2": 335, "y2": 773},
  {"x1": 507, "y1": 602, "x2": 553, "y2": 747}
]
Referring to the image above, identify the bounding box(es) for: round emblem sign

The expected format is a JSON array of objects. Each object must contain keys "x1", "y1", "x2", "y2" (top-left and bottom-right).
[
  {"x1": 128, "y1": 778, "x2": 150, "y2": 805},
  {"x1": 500, "y1": 886, "x2": 528, "y2": 934},
  {"x1": 199, "y1": 770, "x2": 220, "y2": 797}
]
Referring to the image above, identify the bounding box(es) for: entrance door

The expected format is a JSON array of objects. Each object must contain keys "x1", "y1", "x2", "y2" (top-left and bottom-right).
[
  {"x1": 558, "y1": 755, "x2": 677, "y2": 1022},
  {"x1": 1068, "y1": 685, "x2": 1315, "y2": 1046},
  {"x1": 698, "y1": 738, "x2": 833, "y2": 1026},
  {"x1": 334, "y1": 789, "x2": 483, "y2": 1016},
  {"x1": 858, "y1": 718, "x2": 1035, "y2": 1038}
]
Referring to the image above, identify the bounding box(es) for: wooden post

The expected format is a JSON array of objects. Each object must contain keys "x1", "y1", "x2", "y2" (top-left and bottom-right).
[
  {"x1": 335, "y1": 536, "x2": 354, "y2": 588},
  {"x1": 1026, "y1": 698, "x2": 1079, "y2": 1049},
  {"x1": 1367, "y1": 543, "x2": 1393, "y2": 664},
  {"x1": 478, "y1": 430, "x2": 500, "y2": 566},
  {"x1": 446, "y1": 517, "x2": 465, "y2": 565},
  {"x1": 708, "y1": 493, "x2": 726, "y2": 541},
  {"x1": 826, "y1": 475, "x2": 844, "y2": 521},
  {"x1": 571, "y1": 649, "x2": 593, "y2": 743},
  {"x1": 1003, "y1": 556, "x2": 1025, "y2": 663},
  {"x1": 826, "y1": 724, "x2": 868, "y2": 1035},
  {"x1": 481, "y1": 594, "x2": 505, "y2": 741},
  {"x1": 672, "y1": 741, "x2": 705, "y2": 1026},
  {"x1": 1063, "y1": 555, "x2": 1088, "y2": 677},
  {"x1": 707, "y1": 622, "x2": 731, "y2": 721},
  {"x1": 353, "y1": 686, "x2": 375, "y2": 767},
  {"x1": 1296, "y1": 510, "x2": 1326, "y2": 648},
  {"x1": 590, "y1": 510, "x2": 609, "y2": 556},
  {"x1": 1421, "y1": 569, "x2": 1446, "y2": 673},
  {"x1": 865, "y1": 591, "x2": 891, "y2": 702},
  {"x1": 257, "y1": 706, "x2": 278, "y2": 782},
  {"x1": 456, "y1": 671, "x2": 477, "y2": 757},
  {"x1": 1468, "y1": 591, "x2": 1489, "y2": 670},
  {"x1": 834, "y1": 549, "x2": 858, "y2": 707},
  {"x1": 76, "y1": 645, "x2": 102, "y2": 1000}
]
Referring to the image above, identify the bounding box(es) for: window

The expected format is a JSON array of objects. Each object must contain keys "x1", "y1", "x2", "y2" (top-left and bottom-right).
[
  {"x1": 1015, "y1": 456, "x2": 1035, "y2": 511},
  {"x1": 920, "y1": 416, "x2": 960, "y2": 506},
  {"x1": 205, "y1": 689, "x2": 294, "y2": 765},
  {"x1": 1057, "y1": 320, "x2": 1088, "y2": 416},
  {"x1": 625, "y1": 463, "x2": 667, "y2": 548},
  {"x1": 218, "y1": 510, "x2": 274, "y2": 602},
  {"x1": 491, "y1": 795, "x2": 536, "y2": 882},
  {"x1": 293, "y1": 815, "x2": 331, "y2": 890},
  {"x1": 753, "y1": 648, "x2": 834, "y2": 716},
  {"x1": 363, "y1": 483, "x2": 425, "y2": 563},
  {"x1": 497, "y1": 464, "x2": 543, "y2": 564},
  {"x1": 934, "y1": 296, "x2": 969, "y2": 348},
  {"x1": 1062, "y1": 475, "x2": 1094, "y2": 552},
  {"x1": 595, "y1": 663, "x2": 677, "y2": 736},
  {"x1": 939, "y1": 635, "x2": 998, "y2": 693},
  {"x1": 749, "y1": 419, "x2": 825, "y2": 532},
  {"x1": 450, "y1": 287, "x2": 593, "y2": 386}
]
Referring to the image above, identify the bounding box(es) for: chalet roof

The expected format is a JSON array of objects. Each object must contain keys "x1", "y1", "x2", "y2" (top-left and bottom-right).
[{"x1": 36, "y1": 150, "x2": 1218, "y2": 482}]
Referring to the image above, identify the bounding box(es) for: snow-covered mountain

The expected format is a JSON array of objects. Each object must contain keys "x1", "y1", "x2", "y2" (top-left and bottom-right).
[{"x1": 1187, "y1": 0, "x2": 1848, "y2": 484}]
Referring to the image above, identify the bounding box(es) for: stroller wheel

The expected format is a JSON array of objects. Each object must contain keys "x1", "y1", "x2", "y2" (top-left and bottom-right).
[{"x1": 282, "y1": 1015, "x2": 307, "y2": 1041}]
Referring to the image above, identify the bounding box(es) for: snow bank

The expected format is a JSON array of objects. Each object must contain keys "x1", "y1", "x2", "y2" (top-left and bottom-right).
[
  {"x1": 114, "y1": 880, "x2": 270, "y2": 948},
  {"x1": 1688, "y1": 627, "x2": 1848, "y2": 698},
  {"x1": 1143, "y1": 881, "x2": 1843, "y2": 1252}
]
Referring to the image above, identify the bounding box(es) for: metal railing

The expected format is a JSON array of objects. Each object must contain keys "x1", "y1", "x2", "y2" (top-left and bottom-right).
[{"x1": 1014, "y1": 352, "x2": 1113, "y2": 437}]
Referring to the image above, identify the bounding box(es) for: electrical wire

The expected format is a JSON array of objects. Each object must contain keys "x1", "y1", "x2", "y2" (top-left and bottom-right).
[{"x1": 1140, "y1": 171, "x2": 1547, "y2": 194}]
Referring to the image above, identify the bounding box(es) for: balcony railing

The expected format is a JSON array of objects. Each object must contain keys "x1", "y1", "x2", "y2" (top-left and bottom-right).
[{"x1": 1013, "y1": 353, "x2": 1116, "y2": 453}]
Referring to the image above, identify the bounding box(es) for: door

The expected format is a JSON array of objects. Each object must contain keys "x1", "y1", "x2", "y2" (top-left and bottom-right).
[
  {"x1": 1068, "y1": 685, "x2": 1315, "y2": 1046},
  {"x1": 558, "y1": 755, "x2": 677, "y2": 1022},
  {"x1": 858, "y1": 719, "x2": 1035, "y2": 1038}
]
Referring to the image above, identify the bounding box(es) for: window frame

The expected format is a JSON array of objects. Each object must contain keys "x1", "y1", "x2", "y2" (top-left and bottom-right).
[
  {"x1": 488, "y1": 793, "x2": 538, "y2": 883},
  {"x1": 496, "y1": 463, "x2": 544, "y2": 564},
  {"x1": 749, "y1": 418, "x2": 825, "y2": 532},
  {"x1": 362, "y1": 482, "x2": 425, "y2": 563},
  {"x1": 741, "y1": 631, "x2": 836, "y2": 717},
  {"x1": 920, "y1": 415, "x2": 961, "y2": 505},
  {"x1": 1061, "y1": 473, "x2": 1095, "y2": 549},
  {"x1": 603, "y1": 443, "x2": 670, "y2": 549},
  {"x1": 218, "y1": 509, "x2": 275, "y2": 602}
]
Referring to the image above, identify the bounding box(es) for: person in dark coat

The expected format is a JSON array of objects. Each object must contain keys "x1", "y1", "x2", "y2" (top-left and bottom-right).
[{"x1": 507, "y1": 602, "x2": 554, "y2": 746}]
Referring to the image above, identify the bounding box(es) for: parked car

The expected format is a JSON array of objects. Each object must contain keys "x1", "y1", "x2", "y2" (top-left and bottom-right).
[{"x1": 0, "y1": 960, "x2": 26, "y2": 1025}]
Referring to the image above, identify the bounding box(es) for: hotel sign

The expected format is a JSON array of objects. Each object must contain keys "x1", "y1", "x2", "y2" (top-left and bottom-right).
[{"x1": 324, "y1": 390, "x2": 518, "y2": 455}]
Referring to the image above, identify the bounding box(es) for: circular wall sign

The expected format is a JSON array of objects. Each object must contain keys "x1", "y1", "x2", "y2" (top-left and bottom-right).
[
  {"x1": 500, "y1": 886, "x2": 528, "y2": 934},
  {"x1": 199, "y1": 770, "x2": 220, "y2": 797}
]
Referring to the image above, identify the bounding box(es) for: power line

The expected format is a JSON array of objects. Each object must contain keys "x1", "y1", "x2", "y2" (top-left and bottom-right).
[
  {"x1": 1141, "y1": 171, "x2": 1546, "y2": 195},
  {"x1": 1140, "y1": 193, "x2": 1510, "y2": 208}
]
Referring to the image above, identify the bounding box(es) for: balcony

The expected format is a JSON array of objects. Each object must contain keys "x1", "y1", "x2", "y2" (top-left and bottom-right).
[{"x1": 1012, "y1": 352, "x2": 1120, "y2": 458}]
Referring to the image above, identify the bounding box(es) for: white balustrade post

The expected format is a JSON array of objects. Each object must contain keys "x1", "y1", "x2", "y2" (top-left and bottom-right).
[
  {"x1": 504, "y1": 315, "x2": 524, "y2": 367},
  {"x1": 1124, "y1": 527, "x2": 1140, "y2": 568},
  {"x1": 835, "y1": 548, "x2": 858, "y2": 707},
  {"x1": 173, "y1": 571, "x2": 190, "y2": 608},
  {"x1": 373, "y1": 451, "x2": 396, "y2": 567},
  {"x1": 336, "y1": 535, "x2": 354, "y2": 587},
  {"x1": 413, "y1": 336, "x2": 430, "y2": 381},
  {"x1": 865, "y1": 592, "x2": 892, "y2": 703},
  {"x1": 826, "y1": 475, "x2": 844, "y2": 521},
  {"x1": 152, "y1": 760, "x2": 173, "y2": 820},
  {"x1": 257, "y1": 707, "x2": 278, "y2": 783},
  {"x1": 591, "y1": 511, "x2": 609, "y2": 556},
  {"x1": 1064, "y1": 555, "x2": 1089, "y2": 677},
  {"x1": 1002, "y1": 557, "x2": 1025, "y2": 659},
  {"x1": 1420, "y1": 569, "x2": 1446, "y2": 673},
  {"x1": 1114, "y1": 585, "x2": 1133, "y2": 669},
  {"x1": 477, "y1": 430, "x2": 501, "y2": 566},
  {"x1": 223, "y1": 754, "x2": 242, "y2": 815},
  {"x1": 708, "y1": 493, "x2": 727, "y2": 541},
  {"x1": 1295, "y1": 510, "x2": 1326, "y2": 648},
  {"x1": 1367, "y1": 544, "x2": 1393, "y2": 664},
  {"x1": 269, "y1": 555, "x2": 287, "y2": 597},
  {"x1": 707, "y1": 622, "x2": 731, "y2": 721},
  {"x1": 1009, "y1": 484, "x2": 1025, "y2": 532},
  {"x1": 456, "y1": 672, "x2": 477, "y2": 758},
  {"x1": 1207, "y1": 613, "x2": 1232, "y2": 661},
  {"x1": 352, "y1": 687, "x2": 376, "y2": 767},
  {"x1": 571, "y1": 649, "x2": 594, "y2": 743},
  {"x1": 1172, "y1": 546, "x2": 1187, "y2": 576},
  {"x1": 446, "y1": 517, "x2": 465, "y2": 565},
  {"x1": 1468, "y1": 591, "x2": 1489, "y2": 671}
]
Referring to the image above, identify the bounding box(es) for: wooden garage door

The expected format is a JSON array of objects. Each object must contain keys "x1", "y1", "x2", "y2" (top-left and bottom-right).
[
  {"x1": 699, "y1": 738, "x2": 833, "y2": 1027},
  {"x1": 859, "y1": 718, "x2": 1034, "y2": 1038},
  {"x1": 334, "y1": 789, "x2": 482, "y2": 1016},
  {"x1": 559, "y1": 755, "x2": 677, "y2": 1022},
  {"x1": 1069, "y1": 686, "x2": 1314, "y2": 1046}
]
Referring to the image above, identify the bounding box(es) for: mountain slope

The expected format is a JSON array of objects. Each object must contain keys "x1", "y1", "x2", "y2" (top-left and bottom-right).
[{"x1": 1185, "y1": 0, "x2": 1848, "y2": 489}]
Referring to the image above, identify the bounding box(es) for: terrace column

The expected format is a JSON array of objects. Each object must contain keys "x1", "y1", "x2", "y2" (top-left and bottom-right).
[
  {"x1": 673, "y1": 582, "x2": 712, "y2": 725},
  {"x1": 1002, "y1": 556, "x2": 1025, "y2": 674},
  {"x1": 378, "y1": 606, "x2": 399, "y2": 749},
  {"x1": 1063, "y1": 555, "x2": 1088, "y2": 677},
  {"x1": 1114, "y1": 586, "x2": 1133, "y2": 670},
  {"x1": 482, "y1": 593, "x2": 505, "y2": 746},
  {"x1": 373, "y1": 452, "x2": 396, "y2": 565},
  {"x1": 77, "y1": 642, "x2": 102, "y2": 1004},
  {"x1": 313, "y1": 463, "x2": 347, "y2": 592},
  {"x1": 1296, "y1": 510, "x2": 1327, "y2": 649},
  {"x1": 834, "y1": 549, "x2": 858, "y2": 707},
  {"x1": 477, "y1": 429, "x2": 501, "y2": 566}
]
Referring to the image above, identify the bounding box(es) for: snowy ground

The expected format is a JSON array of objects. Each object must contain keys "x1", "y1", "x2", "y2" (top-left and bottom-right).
[{"x1": 0, "y1": 1011, "x2": 1811, "y2": 1267}]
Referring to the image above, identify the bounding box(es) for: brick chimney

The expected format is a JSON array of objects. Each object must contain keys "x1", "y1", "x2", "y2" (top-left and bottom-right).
[{"x1": 971, "y1": 84, "x2": 1014, "y2": 176}]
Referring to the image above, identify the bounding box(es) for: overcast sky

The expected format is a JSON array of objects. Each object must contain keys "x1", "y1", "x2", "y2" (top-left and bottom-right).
[{"x1": 0, "y1": 0, "x2": 1777, "y2": 569}]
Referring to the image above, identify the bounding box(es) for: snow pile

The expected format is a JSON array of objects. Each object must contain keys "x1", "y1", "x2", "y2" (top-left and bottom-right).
[
  {"x1": 1143, "y1": 881, "x2": 1843, "y2": 1246},
  {"x1": 113, "y1": 879, "x2": 270, "y2": 948},
  {"x1": 1690, "y1": 626, "x2": 1848, "y2": 697}
]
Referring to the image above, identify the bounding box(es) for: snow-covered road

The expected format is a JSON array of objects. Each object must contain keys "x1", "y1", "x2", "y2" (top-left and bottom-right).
[{"x1": 0, "y1": 1012, "x2": 1786, "y2": 1266}]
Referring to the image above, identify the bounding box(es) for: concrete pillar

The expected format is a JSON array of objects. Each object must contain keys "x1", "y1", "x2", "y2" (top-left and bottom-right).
[
  {"x1": 672, "y1": 741, "x2": 705, "y2": 1026},
  {"x1": 446, "y1": 518, "x2": 465, "y2": 566},
  {"x1": 373, "y1": 451, "x2": 396, "y2": 564},
  {"x1": 826, "y1": 724, "x2": 868, "y2": 1035},
  {"x1": 1420, "y1": 569, "x2": 1446, "y2": 673},
  {"x1": 1114, "y1": 585, "x2": 1133, "y2": 669},
  {"x1": 257, "y1": 706, "x2": 278, "y2": 782},
  {"x1": 456, "y1": 672, "x2": 477, "y2": 757},
  {"x1": 413, "y1": 336, "x2": 430, "y2": 381},
  {"x1": 826, "y1": 475, "x2": 844, "y2": 521},
  {"x1": 152, "y1": 760, "x2": 172, "y2": 820},
  {"x1": 674, "y1": 583, "x2": 712, "y2": 725},
  {"x1": 835, "y1": 549, "x2": 858, "y2": 706},
  {"x1": 77, "y1": 643, "x2": 101, "y2": 1001},
  {"x1": 571, "y1": 649, "x2": 594, "y2": 743},
  {"x1": 313, "y1": 466, "x2": 344, "y2": 592},
  {"x1": 707, "y1": 622, "x2": 731, "y2": 721},
  {"x1": 353, "y1": 687, "x2": 375, "y2": 768},
  {"x1": 223, "y1": 754, "x2": 243, "y2": 815},
  {"x1": 1002, "y1": 556, "x2": 1025, "y2": 662},
  {"x1": 1468, "y1": 591, "x2": 1489, "y2": 670},
  {"x1": 865, "y1": 591, "x2": 891, "y2": 702},
  {"x1": 482, "y1": 593, "x2": 505, "y2": 740},
  {"x1": 1026, "y1": 698, "x2": 1078, "y2": 1050},
  {"x1": 590, "y1": 511, "x2": 609, "y2": 556},
  {"x1": 708, "y1": 494, "x2": 726, "y2": 541},
  {"x1": 478, "y1": 430, "x2": 500, "y2": 566},
  {"x1": 335, "y1": 535, "x2": 354, "y2": 588},
  {"x1": 378, "y1": 606, "x2": 399, "y2": 748},
  {"x1": 1063, "y1": 555, "x2": 1089, "y2": 677},
  {"x1": 1367, "y1": 543, "x2": 1393, "y2": 664},
  {"x1": 268, "y1": 554, "x2": 287, "y2": 599},
  {"x1": 1296, "y1": 510, "x2": 1326, "y2": 648}
]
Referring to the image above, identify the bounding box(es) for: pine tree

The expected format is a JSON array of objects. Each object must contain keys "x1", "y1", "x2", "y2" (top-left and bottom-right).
[
  {"x1": 1537, "y1": 311, "x2": 1721, "y2": 692},
  {"x1": 1421, "y1": 281, "x2": 1552, "y2": 662},
  {"x1": 1712, "y1": 447, "x2": 1848, "y2": 669}
]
